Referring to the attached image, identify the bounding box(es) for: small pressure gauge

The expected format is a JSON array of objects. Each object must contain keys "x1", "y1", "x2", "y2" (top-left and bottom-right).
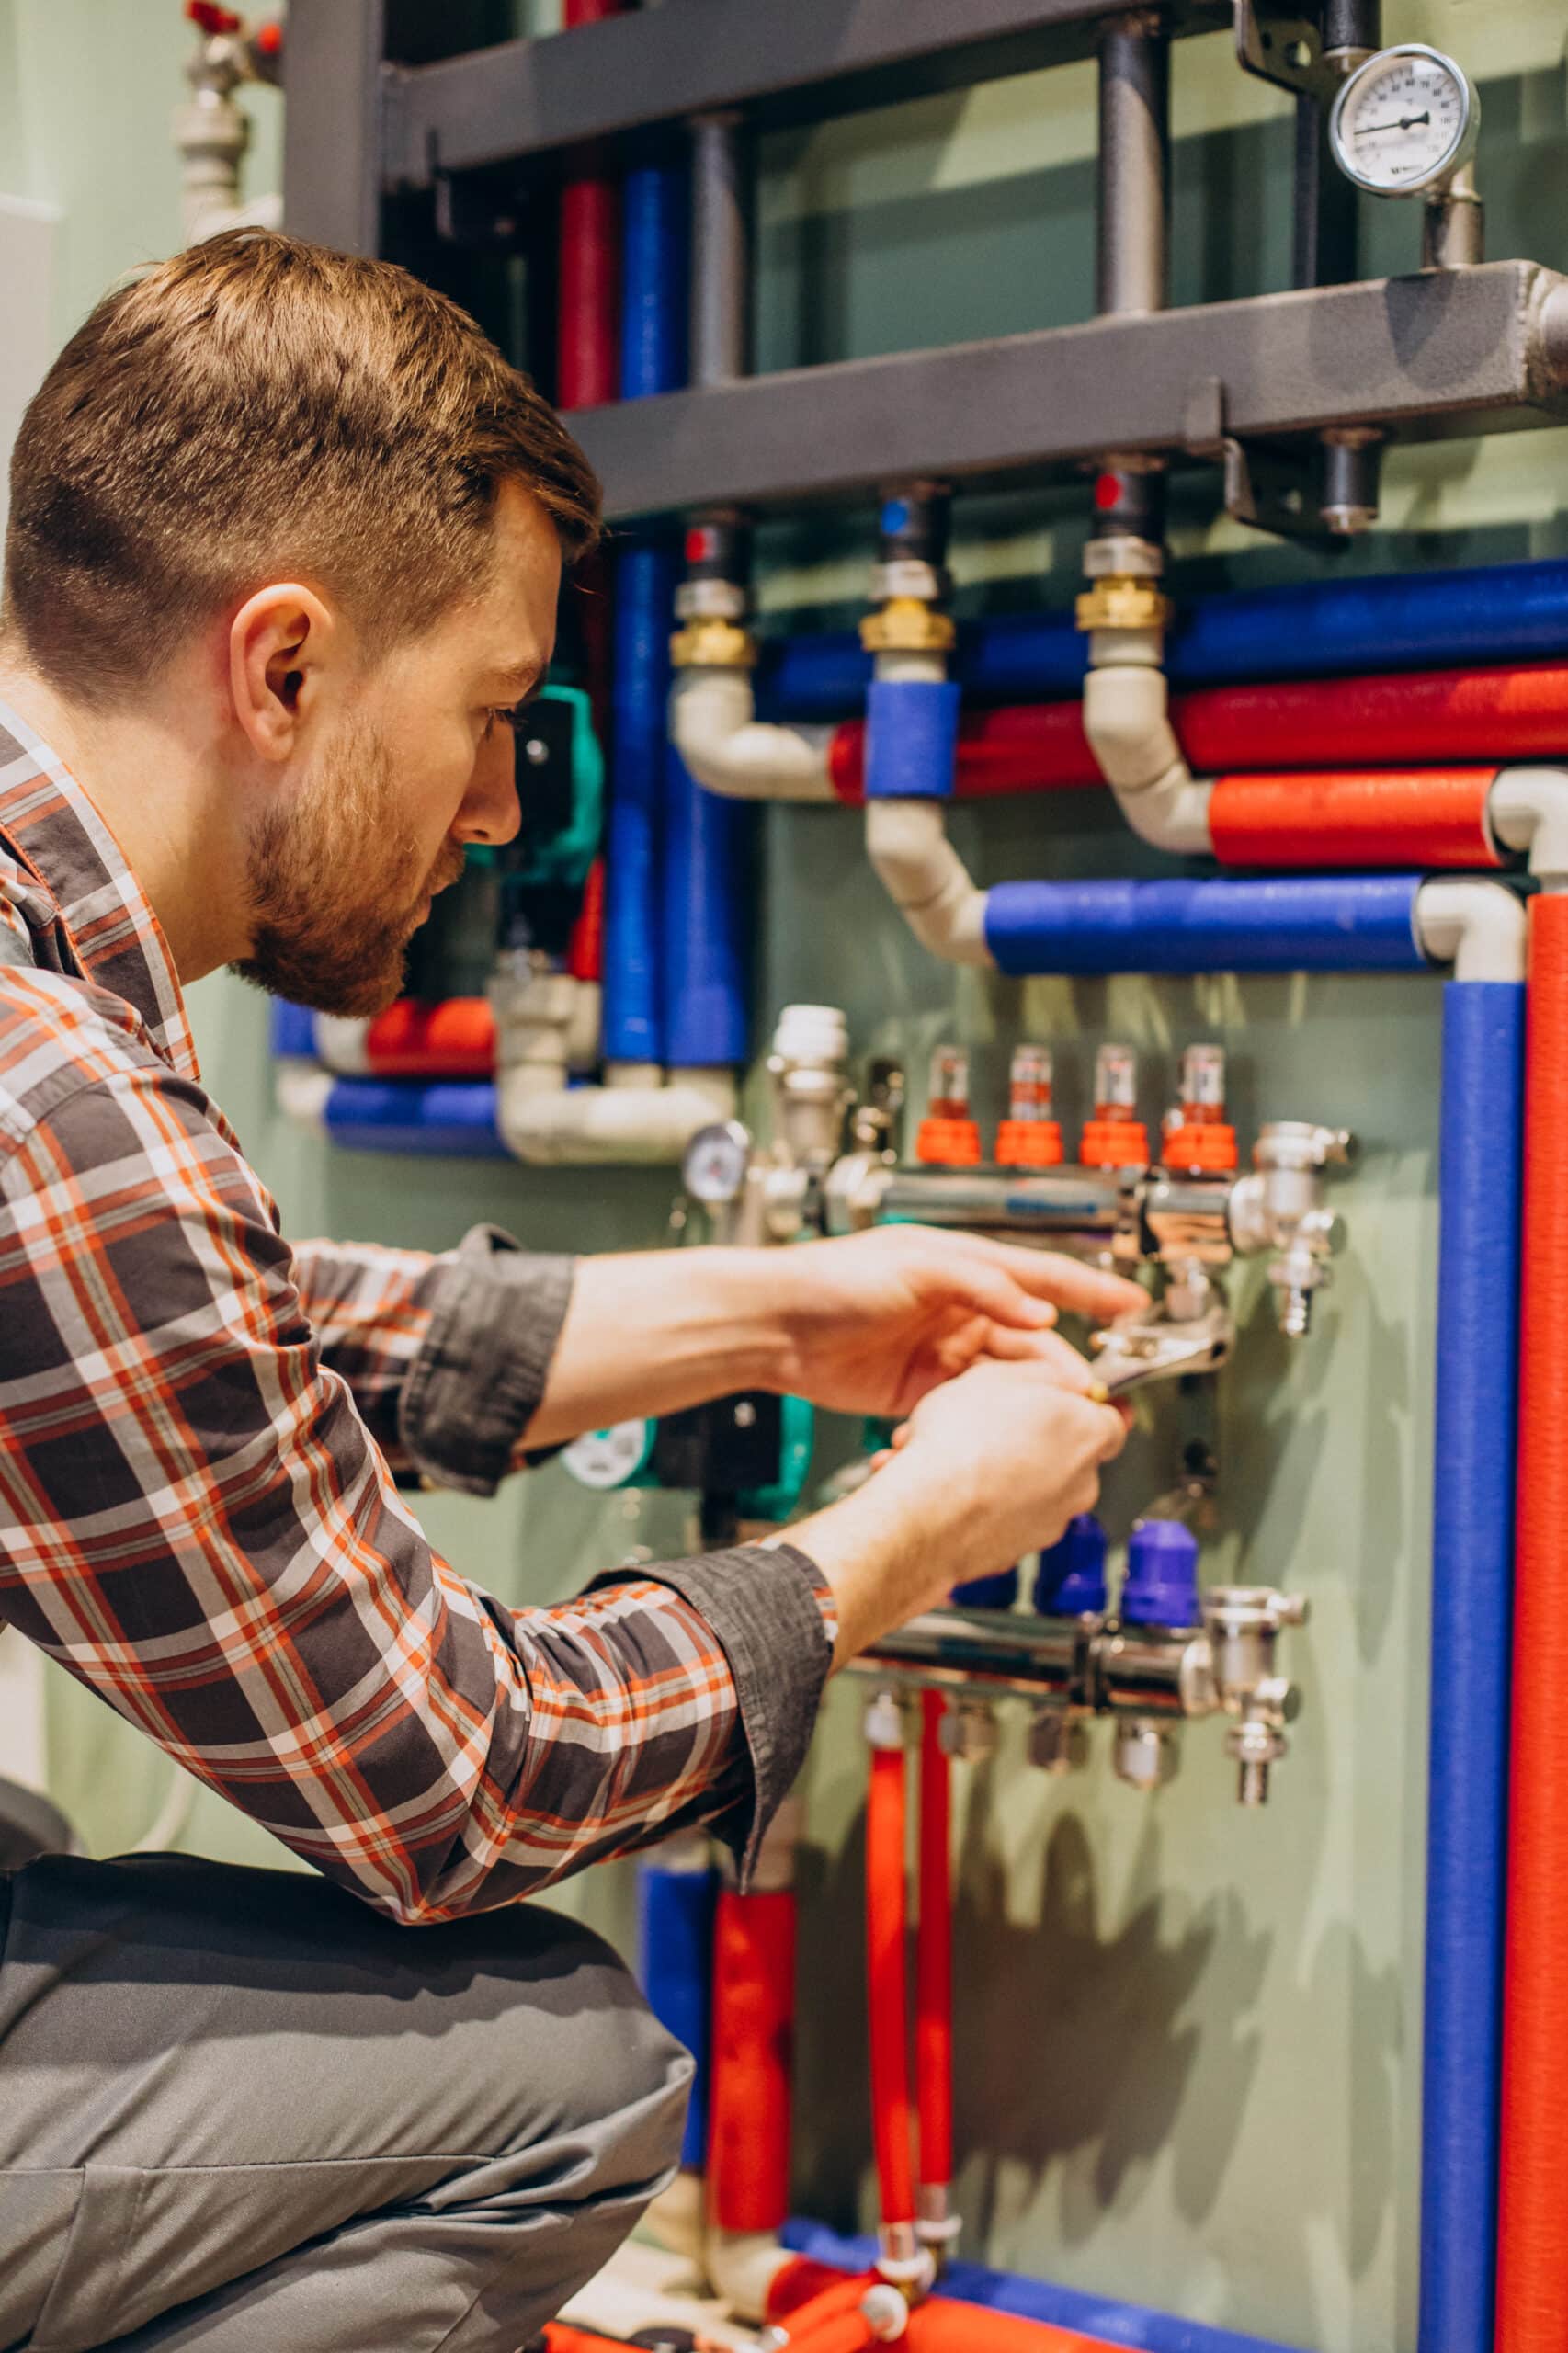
[
  {"x1": 1329, "y1": 44, "x2": 1479, "y2": 197},
  {"x1": 562, "y1": 1420, "x2": 653, "y2": 1490},
  {"x1": 681, "y1": 1120, "x2": 753, "y2": 1207}
]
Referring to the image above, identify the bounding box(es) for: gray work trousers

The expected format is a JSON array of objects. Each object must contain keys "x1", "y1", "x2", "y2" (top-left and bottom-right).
[{"x1": 0, "y1": 1852, "x2": 692, "y2": 2352}]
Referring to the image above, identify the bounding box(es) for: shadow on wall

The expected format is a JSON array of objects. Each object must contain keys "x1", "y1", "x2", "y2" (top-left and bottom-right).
[{"x1": 792, "y1": 1772, "x2": 1402, "y2": 2327}]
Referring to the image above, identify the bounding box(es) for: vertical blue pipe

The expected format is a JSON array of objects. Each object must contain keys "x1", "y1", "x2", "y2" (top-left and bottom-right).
[
  {"x1": 602, "y1": 165, "x2": 689, "y2": 1068},
  {"x1": 665, "y1": 733, "x2": 750, "y2": 1065},
  {"x1": 605, "y1": 541, "x2": 676, "y2": 1063},
  {"x1": 1420, "y1": 980, "x2": 1524, "y2": 2353},
  {"x1": 637, "y1": 1850, "x2": 716, "y2": 2171},
  {"x1": 622, "y1": 149, "x2": 751, "y2": 1072}
]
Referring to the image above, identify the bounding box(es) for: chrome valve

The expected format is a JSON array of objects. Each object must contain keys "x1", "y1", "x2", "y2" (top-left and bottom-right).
[
  {"x1": 1227, "y1": 1122, "x2": 1355, "y2": 1336},
  {"x1": 1203, "y1": 1584, "x2": 1310, "y2": 1805}
]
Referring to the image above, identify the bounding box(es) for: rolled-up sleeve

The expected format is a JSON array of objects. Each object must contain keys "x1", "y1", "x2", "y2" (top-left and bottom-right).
[
  {"x1": 291, "y1": 1225, "x2": 575, "y2": 1493},
  {"x1": 0, "y1": 1063, "x2": 831, "y2": 1918}
]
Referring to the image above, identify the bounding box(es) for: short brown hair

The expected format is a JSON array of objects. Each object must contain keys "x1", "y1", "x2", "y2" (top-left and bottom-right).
[{"x1": 3, "y1": 229, "x2": 601, "y2": 706}]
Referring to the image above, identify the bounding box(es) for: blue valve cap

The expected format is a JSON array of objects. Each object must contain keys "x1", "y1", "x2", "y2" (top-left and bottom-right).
[
  {"x1": 1034, "y1": 1513, "x2": 1108, "y2": 1617},
  {"x1": 952, "y1": 1566, "x2": 1020, "y2": 1611},
  {"x1": 1120, "y1": 1518, "x2": 1202, "y2": 1629}
]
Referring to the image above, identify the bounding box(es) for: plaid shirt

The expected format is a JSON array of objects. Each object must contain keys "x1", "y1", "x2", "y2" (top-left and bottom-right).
[{"x1": 0, "y1": 697, "x2": 834, "y2": 1920}]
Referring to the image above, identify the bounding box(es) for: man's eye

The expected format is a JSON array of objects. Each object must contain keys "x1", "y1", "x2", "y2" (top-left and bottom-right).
[{"x1": 483, "y1": 704, "x2": 523, "y2": 736}]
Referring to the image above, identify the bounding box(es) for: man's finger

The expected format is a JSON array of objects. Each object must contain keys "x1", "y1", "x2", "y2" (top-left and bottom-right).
[
  {"x1": 975, "y1": 1324, "x2": 1097, "y2": 1391},
  {"x1": 938, "y1": 1233, "x2": 1146, "y2": 1323}
]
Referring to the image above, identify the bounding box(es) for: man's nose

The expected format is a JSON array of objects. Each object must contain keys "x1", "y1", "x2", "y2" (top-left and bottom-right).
[{"x1": 457, "y1": 722, "x2": 523, "y2": 847}]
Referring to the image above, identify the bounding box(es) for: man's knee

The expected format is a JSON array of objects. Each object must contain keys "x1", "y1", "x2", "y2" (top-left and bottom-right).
[{"x1": 481, "y1": 1906, "x2": 694, "y2": 2199}]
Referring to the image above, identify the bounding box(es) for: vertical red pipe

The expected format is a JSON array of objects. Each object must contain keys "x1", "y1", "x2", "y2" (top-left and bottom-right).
[
  {"x1": 916, "y1": 1692, "x2": 954, "y2": 2216},
  {"x1": 709, "y1": 1884, "x2": 797, "y2": 2233},
  {"x1": 1496, "y1": 890, "x2": 1568, "y2": 2350},
  {"x1": 867, "y1": 1738, "x2": 915, "y2": 2232}
]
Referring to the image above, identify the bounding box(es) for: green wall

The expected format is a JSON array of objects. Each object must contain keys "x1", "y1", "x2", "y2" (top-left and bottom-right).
[{"x1": 6, "y1": 4, "x2": 1568, "y2": 2346}]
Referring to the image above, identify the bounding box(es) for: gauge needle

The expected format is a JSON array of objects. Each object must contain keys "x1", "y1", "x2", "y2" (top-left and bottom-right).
[{"x1": 1354, "y1": 110, "x2": 1432, "y2": 137}]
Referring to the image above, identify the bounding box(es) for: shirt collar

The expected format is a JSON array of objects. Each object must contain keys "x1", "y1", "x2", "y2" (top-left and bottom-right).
[{"x1": 0, "y1": 696, "x2": 200, "y2": 1084}]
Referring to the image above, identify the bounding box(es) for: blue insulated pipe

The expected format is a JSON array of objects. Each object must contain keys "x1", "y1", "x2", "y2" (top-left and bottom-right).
[
  {"x1": 754, "y1": 556, "x2": 1568, "y2": 722},
  {"x1": 778, "y1": 2221, "x2": 1303, "y2": 2353},
  {"x1": 664, "y1": 733, "x2": 749, "y2": 1065},
  {"x1": 320, "y1": 1079, "x2": 508, "y2": 1157},
  {"x1": 984, "y1": 875, "x2": 1427, "y2": 978},
  {"x1": 605, "y1": 540, "x2": 678, "y2": 1064},
  {"x1": 620, "y1": 164, "x2": 687, "y2": 400},
  {"x1": 637, "y1": 1850, "x2": 717, "y2": 2171},
  {"x1": 1419, "y1": 981, "x2": 1525, "y2": 2353},
  {"x1": 269, "y1": 999, "x2": 318, "y2": 1059},
  {"x1": 603, "y1": 165, "x2": 688, "y2": 1069},
  {"x1": 624, "y1": 151, "x2": 751, "y2": 1071}
]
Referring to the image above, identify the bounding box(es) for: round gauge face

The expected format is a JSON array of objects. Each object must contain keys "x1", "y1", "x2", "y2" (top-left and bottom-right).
[
  {"x1": 1330, "y1": 46, "x2": 1477, "y2": 196},
  {"x1": 682, "y1": 1120, "x2": 752, "y2": 1206},
  {"x1": 562, "y1": 1420, "x2": 652, "y2": 1491}
]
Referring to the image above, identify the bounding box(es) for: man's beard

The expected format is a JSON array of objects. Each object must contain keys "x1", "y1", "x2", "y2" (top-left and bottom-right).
[{"x1": 231, "y1": 713, "x2": 465, "y2": 1017}]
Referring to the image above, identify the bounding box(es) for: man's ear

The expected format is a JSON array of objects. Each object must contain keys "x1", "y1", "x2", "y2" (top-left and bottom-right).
[{"x1": 227, "y1": 584, "x2": 337, "y2": 762}]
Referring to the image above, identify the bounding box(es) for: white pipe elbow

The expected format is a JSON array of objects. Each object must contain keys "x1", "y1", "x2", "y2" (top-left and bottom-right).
[
  {"x1": 312, "y1": 1014, "x2": 372, "y2": 1076},
  {"x1": 865, "y1": 799, "x2": 994, "y2": 969},
  {"x1": 671, "y1": 669, "x2": 837, "y2": 802},
  {"x1": 1488, "y1": 765, "x2": 1568, "y2": 885},
  {"x1": 497, "y1": 1067, "x2": 737, "y2": 1165},
  {"x1": 275, "y1": 1062, "x2": 333, "y2": 1132},
  {"x1": 1083, "y1": 662, "x2": 1214, "y2": 855},
  {"x1": 704, "y1": 2228, "x2": 793, "y2": 2323},
  {"x1": 1415, "y1": 878, "x2": 1528, "y2": 983}
]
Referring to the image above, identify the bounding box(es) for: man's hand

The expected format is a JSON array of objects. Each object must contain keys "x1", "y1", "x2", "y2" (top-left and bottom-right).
[
  {"x1": 772, "y1": 1226, "x2": 1146, "y2": 1419},
  {"x1": 783, "y1": 1355, "x2": 1131, "y2": 1666}
]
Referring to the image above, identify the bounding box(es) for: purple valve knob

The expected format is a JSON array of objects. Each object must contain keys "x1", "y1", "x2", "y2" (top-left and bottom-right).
[
  {"x1": 1119, "y1": 1518, "x2": 1202, "y2": 1629},
  {"x1": 1034, "y1": 1514, "x2": 1108, "y2": 1617},
  {"x1": 952, "y1": 1566, "x2": 1020, "y2": 1611}
]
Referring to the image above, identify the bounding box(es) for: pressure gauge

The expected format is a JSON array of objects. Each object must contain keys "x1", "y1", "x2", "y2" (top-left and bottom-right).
[
  {"x1": 1329, "y1": 45, "x2": 1479, "y2": 197},
  {"x1": 681, "y1": 1120, "x2": 753, "y2": 1207},
  {"x1": 562, "y1": 1420, "x2": 653, "y2": 1491}
]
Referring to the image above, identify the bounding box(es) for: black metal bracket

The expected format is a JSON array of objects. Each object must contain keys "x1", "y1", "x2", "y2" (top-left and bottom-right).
[
  {"x1": 1233, "y1": 0, "x2": 1337, "y2": 101},
  {"x1": 1184, "y1": 374, "x2": 1332, "y2": 541},
  {"x1": 431, "y1": 164, "x2": 528, "y2": 248}
]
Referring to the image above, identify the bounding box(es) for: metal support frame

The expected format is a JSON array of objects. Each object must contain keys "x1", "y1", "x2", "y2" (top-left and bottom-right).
[
  {"x1": 566, "y1": 261, "x2": 1568, "y2": 521},
  {"x1": 380, "y1": 0, "x2": 1229, "y2": 188},
  {"x1": 282, "y1": 0, "x2": 385, "y2": 252}
]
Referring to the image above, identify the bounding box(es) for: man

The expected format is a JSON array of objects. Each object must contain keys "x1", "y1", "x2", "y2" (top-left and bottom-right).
[{"x1": 0, "y1": 231, "x2": 1133, "y2": 2352}]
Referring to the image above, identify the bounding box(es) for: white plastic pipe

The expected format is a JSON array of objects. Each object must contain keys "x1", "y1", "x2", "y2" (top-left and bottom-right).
[
  {"x1": 1488, "y1": 765, "x2": 1568, "y2": 886},
  {"x1": 1082, "y1": 660, "x2": 1213, "y2": 855},
  {"x1": 1415, "y1": 878, "x2": 1528, "y2": 983},
  {"x1": 864, "y1": 800, "x2": 994, "y2": 968},
  {"x1": 671, "y1": 668, "x2": 837, "y2": 802}
]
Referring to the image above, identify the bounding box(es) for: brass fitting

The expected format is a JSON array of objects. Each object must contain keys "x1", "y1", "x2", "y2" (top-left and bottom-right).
[
  {"x1": 859, "y1": 597, "x2": 957, "y2": 655},
  {"x1": 1074, "y1": 575, "x2": 1174, "y2": 635},
  {"x1": 669, "y1": 616, "x2": 756, "y2": 670}
]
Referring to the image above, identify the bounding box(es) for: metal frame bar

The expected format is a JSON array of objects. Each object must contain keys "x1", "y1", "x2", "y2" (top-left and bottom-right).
[
  {"x1": 566, "y1": 261, "x2": 1568, "y2": 521},
  {"x1": 282, "y1": 0, "x2": 386, "y2": 253},
  {"x1": 381, "y1": 0, "x2": 1229, "y2": 187}
]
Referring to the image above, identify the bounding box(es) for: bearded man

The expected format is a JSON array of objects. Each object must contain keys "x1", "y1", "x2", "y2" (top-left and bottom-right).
[{"x1": 0, "y1": 230, "x2": 1131, "y2": 2353}]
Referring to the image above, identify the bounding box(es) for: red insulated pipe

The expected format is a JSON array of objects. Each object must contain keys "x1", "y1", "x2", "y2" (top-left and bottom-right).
[
  {"x1": 1495, "y1": 889, "x2": 1568, "y2": 2351},
  {"x1": 1180, "y1": 659, "x2": 1568, "y2": 774},
  {"x1": 709, "y1": 1885, "x2": 797, "y2": 2234},
  {"x1": 867, "y1": 1741, "x2": 916, "y2": 2232},
  {"x1": 1209, "y1": 767, "x2": 1502, "y2": 871},
  {"x1": 826, "y1": 663, "x2": 1568, "y2": 805},
  {"x1": 777, "y1": 2313, "x2": 878, "y2": 2353},
  {"x1": 364, "y1": 997, "x2": 495, "y2": 1078},
  {"x1": 557, "y1": 0, "x2": 625, "y2": 413},
  {"x1": 568, "y1": 855, "x2": 607, "y2": 984},
  {"x1": 915, "y1": 1692, "x2": 953, "y2": 2207},
  {"x1": 767, "y1": 2262, "x2": 1127, "y2": 2353},
  {"x1": 830, "y1": 701, "x2": 1096, "y2": 802}
]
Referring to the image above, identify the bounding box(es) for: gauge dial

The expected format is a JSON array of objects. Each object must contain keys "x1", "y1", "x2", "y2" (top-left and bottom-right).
[
  {"x1": 562, "y1": 1420, "x2": 653, "y2": 1491},
  {"x1": 1330, "y1": 45, "x2": 1478, "y2": 196},
  {"x1": 682, "y1": 1120, "x2": 753, "y2": 1206}
]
